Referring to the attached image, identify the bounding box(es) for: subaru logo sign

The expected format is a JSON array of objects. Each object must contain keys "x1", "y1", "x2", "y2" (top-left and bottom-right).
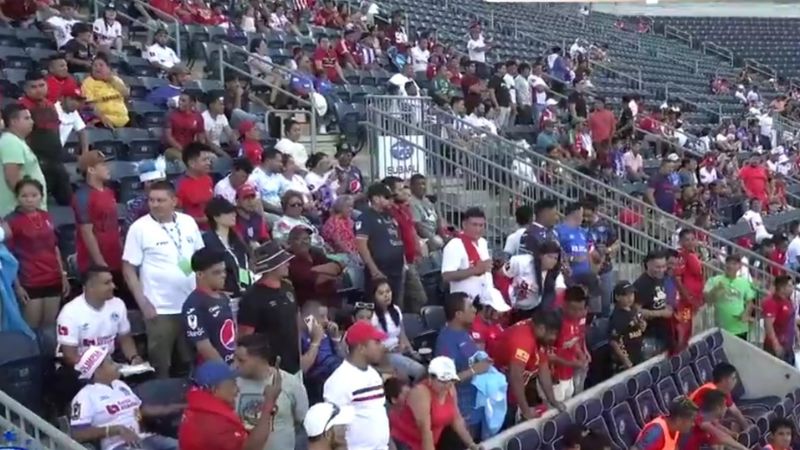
[{"x1": 390, "y1": 141, "x2": 414, "y2": 161}]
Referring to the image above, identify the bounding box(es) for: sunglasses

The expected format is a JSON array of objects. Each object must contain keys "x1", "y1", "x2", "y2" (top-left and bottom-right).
[{"x1": 354, "y1": 302, "x2": 374, "y2": 310}]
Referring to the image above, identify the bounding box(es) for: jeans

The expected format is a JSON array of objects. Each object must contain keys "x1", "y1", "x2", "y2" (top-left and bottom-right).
[
  {"x1": 598, "y1": 270, "x2": 617, "y2": 317},
  {"x1": 114, "y1": 435, "x2": 179, "y2": 450},
  {"x1": 387, "y1": 352, "x2": 426, "y2": 381}
]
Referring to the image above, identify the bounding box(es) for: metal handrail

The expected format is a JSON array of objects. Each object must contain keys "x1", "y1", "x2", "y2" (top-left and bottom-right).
[
  {"x1": 217, "y1": 51, "x2": 318, "y2": 151},
  {"x1": 93, "y1": 0, "x2": 180, "y2": 50},
  {"x1": 745, "y1": 58, "x2": 777, "y2": 80},
  {"x1": 590, "y1": 60, "x2": 643, "y2": 91},
  {"x1": 663, "y1": 24, "x2": 693, "y2": 48},
  {"x1": 129, "y1": 0, "x2": 182, "y2": 58},
  {"x1": 701, "y1": 41, "x2": 734, "y2": 66},
  {"x1": 366, "y1": 95, "x2": 798, "y2": 288},
  {"x1": 664, "y1": 81, "x2": 723, "y2": 123},
  {"x1": 0, "y1": 389, "x2": 86, "y2": 449},
  {"x1": 656, "y1": 51, "x2": 698, "y2": 74}
]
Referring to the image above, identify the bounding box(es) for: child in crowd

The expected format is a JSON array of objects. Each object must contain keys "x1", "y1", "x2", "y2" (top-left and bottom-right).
[
  {"x1": 609, "y1": 281, "x2": 646, "y2": 373},
  {"x1": 548, "y1": 286, "x2": 589, "y2": 402}
]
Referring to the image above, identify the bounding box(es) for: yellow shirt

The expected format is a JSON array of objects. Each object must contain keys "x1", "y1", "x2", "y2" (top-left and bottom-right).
[{"x1": 81, "y1": 76, "x2": 129, "y2": 127}]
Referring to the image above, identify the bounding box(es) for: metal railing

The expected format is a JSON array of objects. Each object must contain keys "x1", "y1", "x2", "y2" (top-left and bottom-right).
[
  {"x1": 664, "y1": 82, "x2": 723, "y2": 123},
  {"x1": 590, "y1": 60, "x2": 643, "y2": 91},
  {"x1": 663, "y1": 24, "x2": 693, "y2": 48},
  {"x1": 216, "y1": 45, "x2": 318, "y2": 150},
  {"x1": 745, "y1": 58, "x2": 777, "y2": 80},
  {"x1": 93, "y1": 0, "x2": 180, "y2": 54},
  {"x1": 0, "y1": 390, "x2": 84, "y2": 450},
  {"x1": 701, "y1": 41, "x2": 735, "y2": 66}
]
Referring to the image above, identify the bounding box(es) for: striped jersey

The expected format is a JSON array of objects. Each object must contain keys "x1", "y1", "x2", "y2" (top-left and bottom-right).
[{"x1": 323, "y1": 360, "x2": 390, "y2": 450}]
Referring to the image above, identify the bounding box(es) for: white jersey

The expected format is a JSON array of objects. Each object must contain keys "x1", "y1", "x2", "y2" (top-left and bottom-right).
[
  {"x1": 323, "y1": 361, "x2": 389, "y2": 450},
  {"x1": 441, "y1": 236, "x2": 493, "y2": 300},
  {"x1": 92, "y1": 18, "x2": 122, "y2": 47},
  {"x1": 57, "y1": 294, "x2": 130, "y2": 356},
  {"x1": 70, "y1": 380, "x2": 150, "y2": 450},
  {"x1": 145, "y1": 43, "x2": 180, "y2": 69},
  {"x1": 47, "y1": 16, "x2": 79, "y2": 49},
  {"x1": 504, "y1": 254, "x2": 565, "y2": 310}
]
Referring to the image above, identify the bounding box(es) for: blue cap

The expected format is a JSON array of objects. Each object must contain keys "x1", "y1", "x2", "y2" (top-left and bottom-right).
[{"x1": 193, "y1": 361, "x2": 237, "y2": 388}]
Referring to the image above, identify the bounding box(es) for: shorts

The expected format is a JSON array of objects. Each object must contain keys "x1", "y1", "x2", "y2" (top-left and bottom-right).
[
  {"x1": 24, "y1": 283, "x2": 63, "y2": 299},
  {"x1": 552, "y1": 378, "x2": 574, "y2": 402}
]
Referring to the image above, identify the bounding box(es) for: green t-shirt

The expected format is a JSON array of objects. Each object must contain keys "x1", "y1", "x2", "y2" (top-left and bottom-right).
[
  {"x1": 703, "y1": 274, "x2": 757, "y2": 335},
  {"x1": 0, "y1": 132, "x2": 47, "y2": 217}
]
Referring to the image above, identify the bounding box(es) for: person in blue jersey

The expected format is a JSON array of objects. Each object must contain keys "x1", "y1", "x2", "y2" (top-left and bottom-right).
[{"x1": 556, "y1": 202, "x2": 601, "y2": 312}]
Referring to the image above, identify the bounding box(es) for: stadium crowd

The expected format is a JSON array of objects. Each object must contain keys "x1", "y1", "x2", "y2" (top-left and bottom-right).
[{"x1": 2, "y1": 1, "x2": 800, "y2": 450}]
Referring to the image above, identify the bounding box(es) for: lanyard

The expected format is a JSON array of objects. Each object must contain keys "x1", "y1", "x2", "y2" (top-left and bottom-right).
[
  {"x1": 218, "y1": 233, "x2": 248, "y2": 268},
  {"x1": 154, "y1": 214, "x2": 183, "y2": 256}
]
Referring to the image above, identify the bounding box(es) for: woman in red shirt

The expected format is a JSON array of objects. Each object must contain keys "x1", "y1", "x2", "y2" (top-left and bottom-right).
[
  {"x1": 5, "y1": 179, "x2": 69, "y2": 328},
  {"x1": 390, "y1": 356, "x2": 481, "y2": 450}
]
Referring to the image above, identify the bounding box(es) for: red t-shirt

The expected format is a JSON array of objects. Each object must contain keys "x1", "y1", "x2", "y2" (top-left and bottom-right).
[
  {"x1": 167, "y1": 110, "x2": 204, "y2": 149},
  {"x1": 239, "y1": 139, "x2": 263, "y2": 167},
  {"x1": 288, "y1": 250, "x2": 337, "y2": 305},
  {"x1": 5, "y1": 208, "x2": 62, "y2": 289},
  {"x1": 471, "y1": 316, "x2": 504, "y2": 355},
  {"x1": 72, "y1": 184, "x2": 123, "y2": 272},
  {"x1": 587, "y1": 109, "x2": 617, "y2": 142},
  {"x1": 312, "y1": 47, "x2": 340, "y2": 83},
  {"x1": 553, "y1": 316, "x2": 586, "y2": 381},
  {"x1": 335, "y1": 39, "x2": 358, "y2": 67},
  {"x1": 492, "y1": 319, "x2": 547, "y2": 386},
  {"x1": 674, "y1": 248, "x2": 704, "y2": 308},
  {"x1": 762, "y1": 294, "x2": 795, "y2": 351},
  {"x1": 739, "y1": 165, "x2": 768, "y2": 201},
  {"x1": 689, "y1": 383, "x2": 734, "y2": 408},
  {"x1": 389, "y1": 203, "x2": 418, "y2": 262},
  {"x1": 681, "y1": 413, "x2": 718, "y2": 450},
  {"x1": 1, "y1": 0, "x2": 37, "y2": 21},
  {"x1": 150, "y1": 0, "x2": 178, "y2": 15},
  {"x1": 176, "y1": 174, "x2": 214, "y2": 230},
  {"x1": 235, "y1": 211, "x2": 269, "y2": 245},
  {"x1": 770, "y1": 249, "x2": 787, "y2": 277},
  {"x1": 45, "y1": 75, "x2": 79, "y2": 104}
]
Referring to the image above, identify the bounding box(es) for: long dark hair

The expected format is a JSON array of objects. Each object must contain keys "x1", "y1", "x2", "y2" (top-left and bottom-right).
[{"x1": 370, "y1": 278, "x2": 400, "y2": 331}]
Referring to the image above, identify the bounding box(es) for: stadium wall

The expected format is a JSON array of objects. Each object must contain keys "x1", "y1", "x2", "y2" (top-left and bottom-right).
[{"x1": 591, "y1": 1, "x2": 800, "y2": 17}]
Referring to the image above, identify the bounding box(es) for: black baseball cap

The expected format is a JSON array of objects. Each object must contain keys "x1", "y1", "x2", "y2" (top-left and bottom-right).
[
  {"x1": 613, "y1": 281, "x2": 635, "y2": 298},
  {"x1": 367, "y1": 182, "x2": 393, "y2": 200}
]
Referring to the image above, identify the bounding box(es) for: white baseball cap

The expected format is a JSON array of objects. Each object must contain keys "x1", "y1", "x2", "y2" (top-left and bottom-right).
[
  {"x1": 479, "y1": 288, "x2": 511, "y2": 313},
  {"x1": 546, "y1": 98, "x2": 559, "y2": 106},
  {"x1": 665, "y1": 153, "x2": 680, "y2": 162},
  {"x1": 303, "y1": 403, "x2": 355, "y2": 438},
  {"x1": 428, "y1": 356, "x2": 460, "y2": 382},
  {"x1": 75, "y1": 346, "x2": 109, "y2": 380}
]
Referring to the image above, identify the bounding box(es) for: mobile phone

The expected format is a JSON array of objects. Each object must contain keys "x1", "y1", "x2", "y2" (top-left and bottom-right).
[{"x1": 304, "y1": 315, "x2": 315, "y2": 332}]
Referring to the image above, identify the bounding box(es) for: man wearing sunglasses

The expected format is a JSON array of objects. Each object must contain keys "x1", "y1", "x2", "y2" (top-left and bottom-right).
[{"x1": 305, "y1": 402, "x2": 355, "y2": 450}]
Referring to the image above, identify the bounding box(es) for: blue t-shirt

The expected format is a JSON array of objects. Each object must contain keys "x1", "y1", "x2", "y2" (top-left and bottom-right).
[
  {"x1": 300, "y1": 332, "x2": 342, "y2": 382},
  {"x1": 145, "y1": 85, "x2": 181, "y2": 109},
  {"x1": 182, "y1": 290, "x2": 236, "y2": 364},
  {"x1": 648, "y1": 173, "x2": 676, "y2": 213},
  {"x1": 290, "y1": 73, "x2": 314, "y2": 95},
  {"x1": 586, "y1": 219, "x2": 617, "y2": 274},
  {"x1": 435, "y1": 325, "x2": 481, "y2": 425},
  {"x1": 556, "y1": 223, "x2": 591, "y2": 275}
]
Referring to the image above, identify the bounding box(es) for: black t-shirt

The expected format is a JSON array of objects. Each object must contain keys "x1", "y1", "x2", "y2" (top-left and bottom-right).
[
  {"x1": 567, "y1": 91, "x2": 587, "y2": 119},
  {"x1": 488, "y1": 75, "x2": 511, "y2": 107},
  {"x1": 633, "y1": 273, "x2": 669, "y2": 344},
  {"x1": 62, "y1": 39, "x2": 94, "y2": 73},
  {"x1": 609, "y1": 307, "x2": 644, "y2": 369},
  {"x1": 522, "y1": 222, "x2": 559, "y2": 256},
  {"x1": 23, "y1": 101, "x2": 62, "y2": 162},
  {"x1": 182, "y1": 289, "x2": 237, "y2": 365},
  {"x1": 237, "y1": 280, "x2": 300, "y2": 374},
  {"x1": 355, "y1": 206, "x2": 405, "y2": 275}
]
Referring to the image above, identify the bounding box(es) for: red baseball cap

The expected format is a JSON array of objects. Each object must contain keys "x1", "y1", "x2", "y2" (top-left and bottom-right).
[
  {"x1": 345, "y1": 321, "x2": 387, "y2": 346},
  {"x1": 236, "y1": 183, "x2": 257, "y2": 199},
  {"x1": 238, "y1": 120, "x2": 256, "y2": 135}
]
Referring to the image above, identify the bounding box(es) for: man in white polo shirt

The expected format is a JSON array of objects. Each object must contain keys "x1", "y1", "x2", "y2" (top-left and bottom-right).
[
  {"x1": 122, "y1": 180, "x2": 204, "y2": 378},
  {"x1": 323, "y1": 321, "x2": 389, "y2": 450},
  {"x1": 441, "y1": 207, "x2": 493, "y2": 300}
]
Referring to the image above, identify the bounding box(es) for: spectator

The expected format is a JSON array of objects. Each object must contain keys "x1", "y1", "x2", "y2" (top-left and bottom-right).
[
  {"x1": 164, "y1": 93, "x2": 207, "y2": 162},
  {"x1": 504, "y1": 239, "x2": 566, "y2": 320},
  {"x1": 55, "y1": 88, "x2": 88, "y2": 152},
  {"x1": 622, "y1": 142, "x2": 645, "y2": 182},
  {"x1": 62, "y1": 22, "x2": 95, "y2": 73},
  {"x1": 235, "y1": 184, "x2": 270, "y2": 249},
  {"x1": 704, "y1": 256, "x2": 756, "y2": 340},
  {"x1": 214, "y1": 157, "x2": 254, "y2": 204},
  {"x1": 250, "y1": 148, "x2": 291, "y2": 219},
  {"x1": 73, "y1": 150, "x2": 123, "y2": 288},
  {"x1": 274, "y1": 191, "x2": 324, "y2": 246},
  {"x1": 322, "y1": 195, "x2": 358, "y2": 255},
  {"x1": 223, "y1": 73, "x2": 255, "y2": 129},
  {"x1": 390, "y1": 356, "x2": 482, "y2": 450},
  {"x1": 522, "y1": 198, "x2": 560, "y2": 256},
  {"x1": 698, "y1": 157, "x2": 718, "y2": 186},
  {"x1": 69, "y1": 346, "x2": 181, "y2": 450},
  {"x1": 763, "y1": 275, "x2": 796, "y2": 365},
  {"x1": 203, "y1": 94, "x2": 237, "y2": 154},
  {"x1": 323, "y1": 321, "x2": 390, "y2": 450},
  {"x1": 688, "y1": 362, "x2": 750, "y2": 431},
  {"x1": 6, "y1": 179, "x2": 67, "y2": 329},
  {"x1": 674, "y1": 229, "x2": 704, "y2": 312},
  {"x1": 740, "y1": 198, "x2": 772, "y2": 244},
  {"x1": 20, "y1": 70, "x2": 71, "y2": 206},
  {"x1": 287, "y1": 226, "x2": 343, "y2": 305},
  {"x1": 369, "y1": 278, "x2": 425, "y2": 381},
  {"x1": 300, "y1": 300, "x2": 344, "y2": 402},
  {"x1": 55, "y1": 265, "x2": 142, "y2": 407},
  {"x1": 503, "y1": 205, "x2": 532, "y2": 257},
  {"x1": 122, "y1": 181, "x2": 203, "y2": 378},
  {"x1": 410, "y1": 36, "x2": 430, "y2": 73},
  {"x1": 268, "y1": 3, "x2": 294, "y2": 32},
  {"x1": 303, "y1": 152, "x2": 334, "y2": 201},
  {"x1": 466, "y1": 23, "x2": 489, "y2": 70},
  {"x1": 238, "y1": 241, "x2": 302, "y2": 375},
  {"x1": 146, "y1": 64, "x2": 190, "y2": 109},
  {"x1": 786, "y1": 221, "x2": 800, "y2": 271},
  {"x1": 587, "y1": 97, "x2": 616, "y2": 160},
  {"x1": 178, "y1": 360, "x2": 283, "y2": 450},
  {"x1": 0, "y1": 104, "x2": 45, "y2": 217},
  {"x1": 304, "y1": 402, "x2": 356, "y2": 450},
  {"x1": 0, "y1": 0, "x2": 38, "y2": 25},
  {"x1": 238, "y1": 120, "x2": 264, "y2": 167},
  {"x1": 356, "y1": 182, "x2": 406, "y2": 304},
  {"x1": 275, "y1": 118, "x2": 309, "y2": 169},
  {"x1": 634, "y1": 250, "x2": 672, "y2": 358},
  {"x1": 567, "y1": 80, "x2": 589, "y2": 121},
  {"x1": 514, "y1": 63, "x2": 533, "y2": 124},
  {"x1": 183, "y1": 247, "x2": 236, "y2": 366},
  {"x1": 492, "y1": 308, "x2": 564, "y2": 421},
  {"x1": 472, "y1": 288, "x2": 511, "y2": 353},
  {"x1": 409, "y1": 174, "x2": 445, "y2": 251},
  {"x1": 82, "y1": 54, "x2": 131, "y2": 128},
  {"x1": 442, "y1": 207, "x2": 492, "y2": 299},
  {"x1": 646, "y1": 156, "x2": 679, "y2": 214},
  {"x1": 739, "y1": 155, "x2": 770, "y2": 207},
  {"x1": 633, "y1": 397, "x2": 698, "y2": 450},
  {"x1": 313, "y1": 36, "x2": 345, "y2": 84},
  {"x1": 45, "y1": 54, "x2": 80, "y2": 104},
  {"x1": 683, "y1": 388, "x2": 753, "y2": 450},
  {"x1": 175, "y1": 142, "x2": 215, "y2": 229},
  {"x1": 608, "y1": 281, "x2": 645, "y2": 372},
  {"x1": 202, "y1": 197, "x2": 251, "y2": 296},
  {"x1": 582, "y1": 197, "x2": 619, "y2": 316},
  {"x1": 147, "y1": 27, "x2": 181, "y2": 71},
  {"x1": 388, "y1": 64, "x2": 420, "y2": 97},
  {"x1": 281, "y1": 156, "x2": 313, "y2": 207},
  {"x1": 247, "y1": 38, "x2": 275, "y2": 79},
  {"x1": 550, "y1": 287, "x2": 589, "y2": 401},
  {"x1": 234, "y1": 334, "x2": 309, "y2": 450},
  {"x1": 766, "y1": 418, "x2": 794, "y2": 450},
  {"x1": 334, "y1": 144, "x2": 364, "y2": 197},
  {"x1": 124, "y1": 158, "x2": 167, "y2": 229},
  {"x1": 93, "y1": 4, "x2": 123, "y2": 52},
  {"x1": 556, "y1": 202, "x2": 596, "y2": 292}
]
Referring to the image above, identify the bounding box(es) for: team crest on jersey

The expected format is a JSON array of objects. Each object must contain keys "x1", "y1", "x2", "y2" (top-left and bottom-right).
[
  {"x1": 209, "y1": 305, "x2": 221, "y2": 318},
  {"x1": 187, "y1": 314, "x2": 198, "y2": 330},
  {"x1": 286, "y1": 291, "x2": 295, "y2": 304},
  {"x1": 355, "y1": 221, "x2": 362, "y2": 231},
  {"x1": 71, "y1": 402, "x2": 81, "y2": 420}
]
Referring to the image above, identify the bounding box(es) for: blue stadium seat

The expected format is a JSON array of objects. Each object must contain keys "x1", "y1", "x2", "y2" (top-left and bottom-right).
[
  {"x1": 602, "y1": 382, "x2": 629, "y2": 410},
  {"x1": 541, "y1": 411, "x2": 572, "y2": 443},
  {"x1": 505, "y1": 428, "x2": 540, "y2": 450},
  {"x1": 654, "y1": 376, "x2": 680, "y2": 412},
  {"x1": 0, "y1": 331, "x2": 43, "y2": 414},
  {"x1": 575, "y1": 398, "x2": 603, "y2": 424},
  {"x1": 632, "y1": 389, "x2": 663, "y2": 426},
  {"x1": 711, "y1": 346, "x2": 728, "y2": 365},
  {"x1": 690, "y1": 340, "x2": 709, "y2": 360},
  {"x1": 606, "y1": 401, "x2": 641, "y2": 447},
  {"x1": 675, "y1": 366, "x2": 700, "y2": 394},
  {"x1": 585, "y1": 416, "x2": 623, "y2": 450},
  {"x1": 402, "y1": 313, "x2": 425, "y2": 341},
  {"x1": 117, "y1": 128, "x2": 160, "y2": 161},
  {"x1": 692, "y1": 356, "x2": 714, "y2": 383},
  {"x1": 420, "y1": 305, "x2": 445, "y2": 330}
]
